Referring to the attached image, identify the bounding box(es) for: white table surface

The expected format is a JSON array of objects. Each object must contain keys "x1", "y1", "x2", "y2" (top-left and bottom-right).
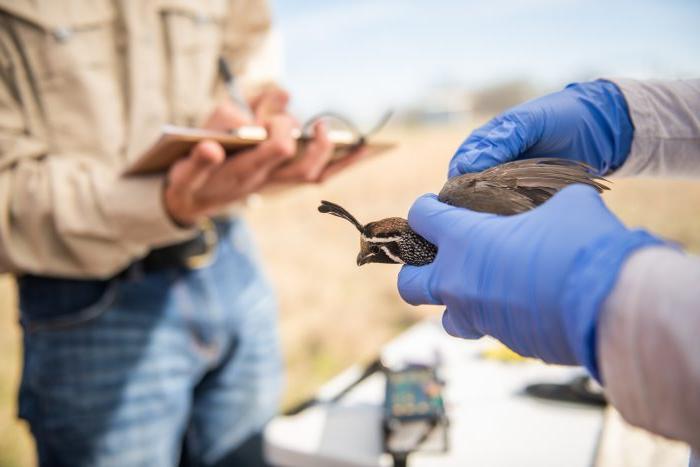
[{"x1": 264, "y1": 319, "x2": 604, "y2": 467}]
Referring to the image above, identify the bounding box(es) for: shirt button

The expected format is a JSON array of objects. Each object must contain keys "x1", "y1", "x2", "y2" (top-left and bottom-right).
[{"x1": 52, "y1": 27, "x2": 73, "y2": 42}]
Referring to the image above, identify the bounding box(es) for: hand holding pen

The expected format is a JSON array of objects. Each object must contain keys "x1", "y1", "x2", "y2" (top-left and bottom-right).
[{"x1": 162, "y1": 57, "x2": 366, "y2": 226}]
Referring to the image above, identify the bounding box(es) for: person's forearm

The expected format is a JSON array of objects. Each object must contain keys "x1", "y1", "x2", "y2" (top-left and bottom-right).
[
  {"x1": 598, "y1": 246, "x2": 700, "y2": 451},
  {"x1": 608, "y1": 79, "x2": 700, "y2": 177},
  {"x1": 0, "y1": 153, "x2": 194, "y2": 277}
]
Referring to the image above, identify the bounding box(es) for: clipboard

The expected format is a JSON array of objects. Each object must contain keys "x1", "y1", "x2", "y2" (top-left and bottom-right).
[{"x1": 124, "y1": 125, "x2": 395, "y2": 176}]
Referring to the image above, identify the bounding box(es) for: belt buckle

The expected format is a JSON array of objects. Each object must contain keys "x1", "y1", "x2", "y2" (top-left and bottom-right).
[{"x1": 185, "y1": 218, "x2": 218, "y2": 270}]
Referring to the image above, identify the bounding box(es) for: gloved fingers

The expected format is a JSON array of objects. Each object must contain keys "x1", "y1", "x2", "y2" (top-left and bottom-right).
[
  {"x1": 442, "y1": 308, "x2": 484, "y2": 339},
  {"x1": 406, "y1": 194, "x2": 493, "y2": 245},
  {"x1": 397, "y1": 265, "x2": 441, "y2": 306},
  {"x1": 545, "y1": 184, "x2": 616, "y2": 216},
  {"x1": 549, "y1": 183, "x2": 600, "y2": 202},
  {"x1": 448, "y1": 118, "x2": 502, "y2": 177},
  {"x1": 537, "y1": 184, "x2": 626, "y2": 236},
  {"x1": 448, "y1": 113, "x2": 536, "y2": 177}
]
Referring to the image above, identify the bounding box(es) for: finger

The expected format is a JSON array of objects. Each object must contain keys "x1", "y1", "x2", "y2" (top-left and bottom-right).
[
  {"x1": 253, "y1": 87, "x2": 290, "y2": 122},
  {"x1": 259, "y1": 114, "x2": 298, "y2": 163},
  {"x1": 271, "y1": 120, "x2": 333, "y2": 183},
  {"x1": 317, "y1": 145, "x2": 370, "y2": 182},
  {"x1": 442, "y1": 308, "x2": 484, "y2": 339},
  {"x1": 547, "y1": 183, "x2": 602, "y2": 206},
  {"x1": 228, "y1": 114, "x2": 298, "y2": 173},
  {"x1": 406, "y1": 194, "x2": 492, "y2": 245},
  {"x1": 397, "y1": 265, "x2": 441, "y2": 306},
  {"x1": 245, "y1": 114, "x2": 298, "y2": 179},
  {"x1": 168, "y1": 140, "x2": 225, "y2": 195},
  {"x1": 213, "y1": 115, "x2": 298, "y2": 195},
  {"x1": 542, "y1": 184, "x2": 609, "y2": 215},
  {"x1": 448, "y1": 112, "x2": 538, "y2": 177},
  {"x1": 203, "y1": 101, "x2": 253, "y2": 132},
  {"x1": 542, "y1": 184, "x2": 626, "y2": 230}
]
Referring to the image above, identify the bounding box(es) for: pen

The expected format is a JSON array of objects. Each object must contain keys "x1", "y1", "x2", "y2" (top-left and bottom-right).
[
  {"x1": 217, "y1": 56, "x2": 359, "y2": 145},
  {"x1": 218, "y1": 55, "x2": 301, "y2": 140},
  {"x1": 218, "y1": 56, "x2": 255, "y2": 121}
]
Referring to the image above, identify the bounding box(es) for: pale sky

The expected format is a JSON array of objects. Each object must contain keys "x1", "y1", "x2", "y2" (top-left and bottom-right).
[{"x1": 270, "y1": 0, "x2": 700, "y2": 123}]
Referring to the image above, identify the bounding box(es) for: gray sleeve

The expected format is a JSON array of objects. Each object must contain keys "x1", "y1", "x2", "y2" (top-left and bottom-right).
[
  {"x1": 607, "y1": 79, "x2": 700, "y2": 177},
  {"x1": 598, "y1": 246, "x2": 700, "y2": 451}
]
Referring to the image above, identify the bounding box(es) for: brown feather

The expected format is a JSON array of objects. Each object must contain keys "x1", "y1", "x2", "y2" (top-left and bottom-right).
[
  {"x1": 439, "y1": 158, "x2": 608, "y2": 214},
  {"x1": 364, "y1": 217, "x2": 409, "y2": 236}
]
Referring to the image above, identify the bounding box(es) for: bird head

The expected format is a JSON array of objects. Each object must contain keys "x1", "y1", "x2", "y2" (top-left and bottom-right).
[{"x1": 318, "y1": 200, "x2": 436, "y2": 266}]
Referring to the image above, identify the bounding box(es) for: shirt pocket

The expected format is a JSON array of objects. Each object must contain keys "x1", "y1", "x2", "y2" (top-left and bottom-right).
[
  {"x1": 1, "y1": 0, "x2": 125, "y2": 158},
  {"x1": 159, "y1": 0, "x2": 227, "y2": 126}
]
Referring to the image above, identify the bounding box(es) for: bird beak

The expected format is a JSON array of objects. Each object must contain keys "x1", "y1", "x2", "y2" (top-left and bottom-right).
[{"x1": 356, "y1": 252, "x2": 372, "y2": 266}]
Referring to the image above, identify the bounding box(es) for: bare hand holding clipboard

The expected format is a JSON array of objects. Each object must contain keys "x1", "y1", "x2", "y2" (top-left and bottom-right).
[
  {"x1": 126, "y1": 58, "x2": 393, "y2": 176},
  {"x1": 150, "y1": 56, "x2": 394, "y2": 225},
  {"x1": 124, "y1": 123, "x2": 394, "y2": 176}
]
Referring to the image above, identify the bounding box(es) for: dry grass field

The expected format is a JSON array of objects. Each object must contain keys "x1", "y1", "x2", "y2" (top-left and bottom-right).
[{"x1": 1, "y1": 124, "x2": 699, "y2": 466}]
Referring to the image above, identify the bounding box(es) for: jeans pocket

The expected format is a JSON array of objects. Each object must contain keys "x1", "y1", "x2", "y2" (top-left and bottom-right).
[{"x1": 18, "y1": 275, "x2": 119, "y2": 333}]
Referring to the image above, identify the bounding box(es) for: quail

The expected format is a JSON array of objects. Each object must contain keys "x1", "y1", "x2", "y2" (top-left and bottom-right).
[{"x1": 318, "y1": 158, "x2": 609, "y2": 266}]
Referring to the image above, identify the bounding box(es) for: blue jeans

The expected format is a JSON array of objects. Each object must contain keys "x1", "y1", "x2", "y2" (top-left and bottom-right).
[{"x1": 17, "y1": 219, "x2": 283, "y2": 467}]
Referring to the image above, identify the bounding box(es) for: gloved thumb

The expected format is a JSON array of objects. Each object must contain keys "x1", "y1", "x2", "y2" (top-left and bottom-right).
[
  {"x1": 406, "y1": 194, "x2": 451, "y2": 245},
  {"x1": 442, "y1": 308, "x2": 484, "y2": 339},
  {"x1": 398, "y1": 268, "x2": 485, "y2": 341},
  {"x1": 397, "y1": 264, "x2": 441, "y2": 306},
  {"x1": 407, "y1": 193, "x2": 493, "y2": 246}
]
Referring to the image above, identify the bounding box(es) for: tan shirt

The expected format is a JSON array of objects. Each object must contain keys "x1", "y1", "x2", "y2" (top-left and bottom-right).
[{"x1": 0, "y1": 0, "x2": 277, "y2": 278}]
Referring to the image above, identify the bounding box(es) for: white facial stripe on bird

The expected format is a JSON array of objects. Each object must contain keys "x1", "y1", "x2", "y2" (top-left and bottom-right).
[
  {"x1": 361, "y1": 235, "x2": 402, "y2": 243},
  {"x1": 380, "y1": 245, "x2": 404, "y2": 264}
]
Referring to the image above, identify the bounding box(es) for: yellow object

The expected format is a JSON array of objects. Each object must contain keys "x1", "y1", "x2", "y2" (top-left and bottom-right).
[{"x1": 480, "y1": 343, "x2": 530, "y2": 362}]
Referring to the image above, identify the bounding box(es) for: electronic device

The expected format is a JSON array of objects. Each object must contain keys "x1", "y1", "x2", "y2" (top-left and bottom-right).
[{"x1": 383, "y1": 364, "x2": 449, "y2": 467}]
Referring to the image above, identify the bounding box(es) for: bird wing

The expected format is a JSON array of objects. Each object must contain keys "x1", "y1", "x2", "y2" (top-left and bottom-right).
[{"x1": 438, "y1": 158, "x2": 609, "y2": 215}]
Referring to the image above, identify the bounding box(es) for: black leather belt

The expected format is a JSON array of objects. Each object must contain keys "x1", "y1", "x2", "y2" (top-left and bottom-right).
[
  {"x1": 122, "y1": 219, "x2": 219, "y2": 277},
  {"x1": 17, "y1": 220, "x2": 223, "y2": 318}
]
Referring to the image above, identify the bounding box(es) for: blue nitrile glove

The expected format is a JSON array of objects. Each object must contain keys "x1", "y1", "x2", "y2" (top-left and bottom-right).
[
  {"x1": 449, "y1": 80, "x2": 634, "y2": 178},
  {"x1": 397, "y1": 186, "x2": 663, "y2": 379}
]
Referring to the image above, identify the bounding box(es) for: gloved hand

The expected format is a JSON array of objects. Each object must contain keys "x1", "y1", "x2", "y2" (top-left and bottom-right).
[
  {"x1": 449, "y1": 80, "x2": 634, "y2": 178},
  {"x1": 397, "y1": 186, "x2": 663, "y2": 379}
]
